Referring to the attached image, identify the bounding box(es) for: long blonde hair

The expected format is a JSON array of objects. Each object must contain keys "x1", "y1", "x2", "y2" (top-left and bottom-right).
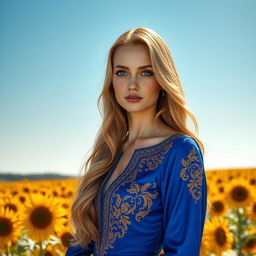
[{"x1": 69, "y1": 27, "x2": 206, "y2": 248}]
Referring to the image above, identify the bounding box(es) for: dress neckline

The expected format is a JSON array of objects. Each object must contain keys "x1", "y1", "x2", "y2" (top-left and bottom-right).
[
  {"x1": 101, "y1": 132, "x2": 186, "y2": 198},
  {"x1": 120, "y1": 132, "x2": 185, "y2": 154}
]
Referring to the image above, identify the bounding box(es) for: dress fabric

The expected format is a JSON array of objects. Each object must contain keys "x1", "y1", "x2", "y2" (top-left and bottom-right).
[{"x1": 66, "y1": 133, "x2": 208, "y2": 256}]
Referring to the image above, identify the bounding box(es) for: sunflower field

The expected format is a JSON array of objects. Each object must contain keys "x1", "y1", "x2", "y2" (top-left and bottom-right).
[{"x1": 0, "y1": 168, "x2": 255, "y2": 256}]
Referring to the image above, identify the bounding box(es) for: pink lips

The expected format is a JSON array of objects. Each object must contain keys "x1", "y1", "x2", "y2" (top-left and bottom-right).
[{"x1": 125, "y1": 94, "x2": 143, "y2": 102}]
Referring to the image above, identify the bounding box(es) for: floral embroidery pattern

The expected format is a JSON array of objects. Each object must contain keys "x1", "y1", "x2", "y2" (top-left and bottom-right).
[
  {"x1": 180, "y1": 146, "x2": 204, "y2": 204},
  {"x1": 105, "y1": 182, "x2": 158, "y2": 250},
  {"x1": 114, "y1": 182, "x2": 158, "y2": 222},
  {"x1": 96, "y1": 134, "x2": 184, "y2": 256}
]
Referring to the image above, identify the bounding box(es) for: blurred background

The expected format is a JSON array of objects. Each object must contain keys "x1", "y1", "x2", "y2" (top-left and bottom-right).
[{"x1": 1, "y1": 0, "x2": 255, "y2": 177}]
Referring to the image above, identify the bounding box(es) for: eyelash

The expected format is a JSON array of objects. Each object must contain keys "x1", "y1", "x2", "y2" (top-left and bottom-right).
[{"x1": 115, "y1": 70, "x2": 154, "y2": 76}]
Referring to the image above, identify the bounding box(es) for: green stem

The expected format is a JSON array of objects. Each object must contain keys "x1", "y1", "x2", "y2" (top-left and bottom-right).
[
  {"x1": 236, "y1": 208, "x2": 243, "y2": 256},
  {"x1": 39, "y1": 241, "x2": 44, "y2": 256},
  {"x1": 5, "y1": 245, "x2": 9, "y2": 256}
]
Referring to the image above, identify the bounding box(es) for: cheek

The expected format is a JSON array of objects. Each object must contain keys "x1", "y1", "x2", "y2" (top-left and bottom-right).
[
  {"x1": 112, "y1": 82, "x2": 124, "y2": 102},
  {"x1": 146, "y1": 80, "x2": 160, "y2": 96},
  {"x1": 112, "y1": 77, "x2": 123, "y2": 90}
]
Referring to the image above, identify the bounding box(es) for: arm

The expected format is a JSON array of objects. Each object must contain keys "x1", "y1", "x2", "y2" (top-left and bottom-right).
[
  {"x1": 160, "y1": 137, "x2": 207, "y2": 255},
  {"x1": 65, "y1": 240, "x2": 95, "y2": 256}
]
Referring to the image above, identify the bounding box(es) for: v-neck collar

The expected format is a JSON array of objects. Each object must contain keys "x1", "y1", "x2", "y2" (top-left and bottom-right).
[
  {"x1": 100, "y1": 150, "x2": 123, "y2": 199},
  {"x1": 100, "y1": 132, "x2": 185, "y2": 200}
]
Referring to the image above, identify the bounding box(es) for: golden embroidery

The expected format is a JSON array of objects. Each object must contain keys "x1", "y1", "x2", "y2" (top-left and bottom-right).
[
  {"x1": 96, "y1": 133, "x2": 187, "y2": 255},
  {"x1": 104, "y1": 182, "x2": 158, "y2": 251},
  {"x1": 180, "y1": 146, "x2": 203, "y2": 204},
  {"x1": 114, "y1": 182, "x2": 158, "y2": 221}
]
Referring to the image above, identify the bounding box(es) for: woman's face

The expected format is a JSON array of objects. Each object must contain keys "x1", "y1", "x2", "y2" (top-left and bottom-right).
[{"x1": 112, "y1": 44, "x2": 161, "y2": 114}]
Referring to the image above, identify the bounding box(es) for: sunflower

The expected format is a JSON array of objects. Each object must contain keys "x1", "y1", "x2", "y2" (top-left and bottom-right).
[
  {"x1": 43, "y1": 244, "x2": 59, "y2": 256},
  {"x1": 212, "y1": 170, "x2": 232, "y2": 185},
  {"x1": 203, "y1": 216, "x2": 233, "y2": 256},
  {"x1": 19, "y1": 180, "x2": 34, "y2": 195},
  {"x1": 19, "y1": 193, "x2": 66, "y2": 242},
  {"x1": 249, "y1": 176, "x2": 256, "y2": 186},
  {"x1": 199, "y1": 237, "x2": 208, "y2": 256},
  {"x1": 59, "y1": 198, "x2": 72, "y2": 228},
  {"x1": 208, "y1": 194, "x2": 228, "y2": 217},
  {"x1": 0, "y1": 207, "x2": 21, "y2": 250},
  {"x1": 54, "y1": 227, "x2": 74, "y2": 253},
  {"x1": 16, "y1": 190, "x2": 30, "y2": 206},
  {"x1": 206, "y1": 182, "x2": 217, "y2": 198},
  {"x1": 217, "y1": 185, "x2": 226, "y2": 194},
  {"x1": 0, "y1": 195, "x2": 25, "y2": 215},
  {"x1": 224, "y1": 178, "x2": 255, "y2": 209},
  {"x1": 246, "y1": 200, "x2": 256, "y2": 221},
  {"x1": 64, "y1": 188, "x2": 74, "y2": 199},
  {"x1": 241, "y1": 228, "x2": 256, "y2": 255}
]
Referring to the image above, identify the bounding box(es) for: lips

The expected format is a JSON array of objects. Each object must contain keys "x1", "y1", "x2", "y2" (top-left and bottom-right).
[{"x1": 125, "y1": 95, "x2": 143, "y2": 99}]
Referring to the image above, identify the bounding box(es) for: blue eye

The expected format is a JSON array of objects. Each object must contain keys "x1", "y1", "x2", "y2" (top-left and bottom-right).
[
  {"x1": 115, "y1": 70, "x2": 127, "y2": 76},
  {"x1": 142, "y1": 70, "x2": 154, "y2": 76},
  {"x1": 114, "y1": 70, "x2": 154, "y2": 77}
]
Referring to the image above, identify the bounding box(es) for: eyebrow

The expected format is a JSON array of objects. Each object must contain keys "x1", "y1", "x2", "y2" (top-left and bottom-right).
[{"x1": 113, "y1": 64, "x2": 152, "y2": 70}]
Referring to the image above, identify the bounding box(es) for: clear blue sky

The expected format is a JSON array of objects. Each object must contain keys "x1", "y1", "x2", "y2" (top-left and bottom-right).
[{"x1": 1, "y1": 0, "x2": 255, "y2": 175}]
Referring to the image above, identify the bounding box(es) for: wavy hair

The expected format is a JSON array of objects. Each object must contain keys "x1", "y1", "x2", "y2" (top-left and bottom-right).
[{"x1": 69, "y1": 27, "x2": 206, "y2": 249}]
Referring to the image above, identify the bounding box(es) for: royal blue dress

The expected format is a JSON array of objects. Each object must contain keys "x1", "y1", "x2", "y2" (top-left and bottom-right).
[{"x1": 66, "y1": 133, "x2": 207, "y2": 256}]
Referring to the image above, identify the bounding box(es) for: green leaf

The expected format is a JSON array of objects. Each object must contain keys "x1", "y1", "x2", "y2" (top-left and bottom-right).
[{"x1": 17, "y1": 244, "x2": 27, "y2": 253}]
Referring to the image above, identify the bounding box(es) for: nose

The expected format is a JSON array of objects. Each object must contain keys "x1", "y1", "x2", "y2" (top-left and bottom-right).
[{"x1": 128, "y1": 75, "x2": 139, "y2": 90}]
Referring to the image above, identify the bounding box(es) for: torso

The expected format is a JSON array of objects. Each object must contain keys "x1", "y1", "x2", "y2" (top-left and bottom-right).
[{"x1": 102, "y1": 131, "x2": 179, "y2": 195}]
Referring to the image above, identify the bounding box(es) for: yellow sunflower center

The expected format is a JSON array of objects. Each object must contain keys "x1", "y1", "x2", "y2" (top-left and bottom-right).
[
  {"x1": 30, "y1": 206, "x2": 52, "y2": 229},
  {"x1": 213, "y1": 201, "x2": 224, "y2": 213},
  {"x1": 0, "y1": 217, "x2": 13, "y2": 237},
  {"x1": 231, "y1": 185, "x2": 248, "y2": 202},
  {"x1": 244, "y1": 238, "x2": 256, "y2": 249},
  {"x1": 215, "y1": 227, "x2": 226, "y2": 246},
  {"x1": 61, "y1": 231, "x2": 73, "y2": 247}
]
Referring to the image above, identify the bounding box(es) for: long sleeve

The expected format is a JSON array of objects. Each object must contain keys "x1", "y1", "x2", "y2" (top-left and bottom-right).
[
  {"x1": 65, "y1": 240, "x2": 95, "y2": 256},
  {"x1": 160, "y1": 137, "x2": 207, "y2": 255}
]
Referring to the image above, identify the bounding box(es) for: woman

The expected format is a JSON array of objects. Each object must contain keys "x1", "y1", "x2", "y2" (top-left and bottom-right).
[{"x1": 66, "y1": 27, "x2": 208, "y2": 256}]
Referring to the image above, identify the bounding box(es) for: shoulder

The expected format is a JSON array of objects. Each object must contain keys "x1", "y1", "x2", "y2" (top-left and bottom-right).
[
  {"x1": 160, "y1": 134, "x2": 205, "y2": 184},
  {"x1": 165, "y1": 134, "x2": 204, "y2": 163},
  {"x1": 65, "y1": 245, "x2": 85, "y2": 255},
  {"x1": 173, "y1": 135, "x2": 201, "y2": 152}
]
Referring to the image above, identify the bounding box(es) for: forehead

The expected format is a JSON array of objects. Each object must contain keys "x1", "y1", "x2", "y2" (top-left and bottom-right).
[{"x1": 113, "y1": 44, "x2": 151, "y2": 66}]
